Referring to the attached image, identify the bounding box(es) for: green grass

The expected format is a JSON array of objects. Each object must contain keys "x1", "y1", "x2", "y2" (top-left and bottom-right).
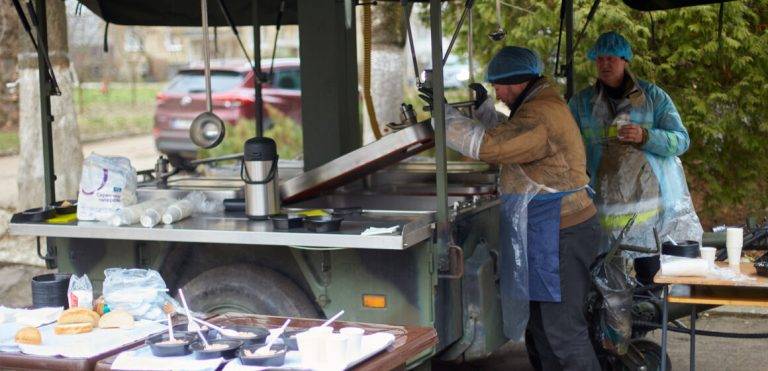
[{"x1": 0, "y1": 131, "x2": 19, "y2": 155}]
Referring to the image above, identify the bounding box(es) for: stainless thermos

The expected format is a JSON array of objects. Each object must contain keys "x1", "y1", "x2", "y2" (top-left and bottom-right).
[{"x1": 241, "y1": 137, "x2": 279, "y2": 220}]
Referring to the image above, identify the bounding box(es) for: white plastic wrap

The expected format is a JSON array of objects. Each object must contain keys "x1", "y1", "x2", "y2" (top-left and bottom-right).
[
  {"x1": 77, "y1": 153, "x2": 137, "y2": 221},
  {"x1": 161, "y1": 200, "x2": 193, "y2": 225},
  {"x1": 471, "y1": 98, "x2": 506, "y2": 130},
  {"x1": 108, "y1": 198, "x2": 172, "y2": 226},
  {"x1": 102, "y1": 268, "x2": 177, "y2": 321},
  {"x1": 660, "y1": 255, "x2": 709, "y2": 277}
]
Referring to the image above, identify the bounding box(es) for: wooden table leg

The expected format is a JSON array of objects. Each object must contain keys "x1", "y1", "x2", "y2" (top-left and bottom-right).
[{"x1": 661, "y1": 285, "x2": 669, "y2": 371}]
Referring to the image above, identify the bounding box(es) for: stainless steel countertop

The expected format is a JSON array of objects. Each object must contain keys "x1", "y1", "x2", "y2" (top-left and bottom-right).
[{"x1": 9, "y1": 210, "x2": 435, "y2": 250}]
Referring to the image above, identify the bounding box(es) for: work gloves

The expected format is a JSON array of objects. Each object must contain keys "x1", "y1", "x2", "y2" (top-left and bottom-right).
[{"x1": 469, "y1": 83, "x2": 488, "y2": 109}]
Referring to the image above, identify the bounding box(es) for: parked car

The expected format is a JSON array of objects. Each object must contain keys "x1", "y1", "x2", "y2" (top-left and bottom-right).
[{"x1": 153, "y1": 58, "x2": 301, "y2": 166}]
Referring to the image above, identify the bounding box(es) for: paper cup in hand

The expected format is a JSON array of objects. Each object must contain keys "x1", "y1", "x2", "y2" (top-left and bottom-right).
[
  {"x1": 340, "y1": 327, "x2": 365, "y2": 357},
  {"x1": 726, "y1": 227, "x2": 743, "y2": 272}
]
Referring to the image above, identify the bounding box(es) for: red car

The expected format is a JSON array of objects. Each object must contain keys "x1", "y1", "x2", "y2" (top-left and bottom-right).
[{"x1": 153, "y1": 58, "x2": 301, "y2": 165}]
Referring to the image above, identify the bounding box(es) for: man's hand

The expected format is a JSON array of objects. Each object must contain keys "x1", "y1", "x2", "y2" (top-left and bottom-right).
[
  {"x1": 618, "y1": 124, "x2": 646, "y2": 144},
  {"x1": 469, "y1": 83, "x2": 488, "y2": 109}
]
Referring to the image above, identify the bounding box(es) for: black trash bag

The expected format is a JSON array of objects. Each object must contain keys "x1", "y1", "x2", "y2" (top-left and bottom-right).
[{"x1": 590, "y1": 252, "x2": 635, "y2": 356}]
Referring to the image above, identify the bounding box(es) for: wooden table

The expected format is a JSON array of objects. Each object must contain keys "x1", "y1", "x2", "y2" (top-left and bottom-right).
[
  {"x1": 654, "y1": 261, "x2": 768, "y2": 371},
  {"x1": 95, "y1": 313, "x2": 438, "y2": 371}
]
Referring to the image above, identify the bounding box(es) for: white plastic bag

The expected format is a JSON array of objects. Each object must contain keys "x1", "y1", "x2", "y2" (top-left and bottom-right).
[
  {"x1": 102, "y1": 268, "x2": 176, "y2": 321},
  {"x1": 67, "y1": 274, "x2": 93, "y2": 309},
  {"x1": 77, "y1": 153, "x2": 138, "y2": 221}
]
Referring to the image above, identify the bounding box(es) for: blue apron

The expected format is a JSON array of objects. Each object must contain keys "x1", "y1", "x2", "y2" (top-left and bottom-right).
[{"x1": 499, "y1": 191, "x2": 572, "y2": 340}]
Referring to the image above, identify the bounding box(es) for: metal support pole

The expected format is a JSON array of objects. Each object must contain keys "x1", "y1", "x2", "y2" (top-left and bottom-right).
[
  {"x1": 690, "y1": 304, "x2": 696, "y2": 371},
  {"x1": 429, "y1": 0, "x2": 449, "y2": 264},
  {"x1": 252, "y1": 1, "x2": 264, "y2": 137},
  {"x1": 564, "y1": 0, "x2": 574, "y2": 100},
  {"x1": 35, "y1": 0, "x2": 55, "y2": 205},
  {"x1": 661, "y1": 285, "x2": 669, "y2": 371}
]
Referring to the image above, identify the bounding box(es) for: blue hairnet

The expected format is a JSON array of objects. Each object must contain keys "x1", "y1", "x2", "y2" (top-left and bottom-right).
[
  {"x1": 588, "y1": 31, "x2": 633, "y2": 61},
  {"x1": 486, "y1": 46, "x2": 543, "y2": 83}
]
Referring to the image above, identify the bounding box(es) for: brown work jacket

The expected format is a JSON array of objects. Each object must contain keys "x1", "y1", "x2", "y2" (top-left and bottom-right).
[{"x1": 479, "y1": 78, "x2": 596, "y2": 228}]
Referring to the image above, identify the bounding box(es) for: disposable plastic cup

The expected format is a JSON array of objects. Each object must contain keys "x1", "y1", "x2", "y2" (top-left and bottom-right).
[
  {"x1": 308, "y1": 326, "x2": 333, "y2": 334},
  {"x1": 726, "y1": 227, "x2": 743, "y2": 272},
  {"x1": 699, "y1": 247, "x2": 717, "y2": 270},
  {"x1": 296, "y1": 331, "x2": 325, "y2": 366},
  {"x1": 325, "y1": 333, "x2": 349, "y2": 368},
  {"x1": 340, "y1": 327, "x2": 364, "y2": 358}
]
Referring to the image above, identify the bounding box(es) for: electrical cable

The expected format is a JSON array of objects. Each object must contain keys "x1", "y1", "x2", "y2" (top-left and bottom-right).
[
  {"x1": 11, "y1": 0, "x2": 60, "y2": 95},
  {"x1": 267, "y1": 0, "x2": 285, "y2": 83},
  {"x1": 362, "y1": 2, "x2": 382, "y2": 139}
]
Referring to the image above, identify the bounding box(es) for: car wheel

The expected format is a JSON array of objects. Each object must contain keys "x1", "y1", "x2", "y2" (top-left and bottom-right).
[{"x1": 177, "y1": 264, "x2": 319, "y2": 317}]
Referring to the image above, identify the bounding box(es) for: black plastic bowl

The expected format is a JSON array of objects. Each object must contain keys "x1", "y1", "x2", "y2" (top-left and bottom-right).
[
  {"x1": 190, "y1": 339, "x2": 243, "y2": 360},
  {"x1": 52, "y1": 200, "x2": 78, "y2": 215},
  {"x1": 238, "y1": 344, "x2": 287, "y2": 366},
  {"x1": 633, "y1": 256, "x2": 660, "y2": 285},
  {"x1": 280, "y1": 330, "x2": 304, "y2": 351},
  {"x1": 172, "y1": 323, "x2": 214, "y2": 340},
  {"x1": 147, "y1": 333, "x2": 196, "y2": 357},
  {"x1": 22, "y1": 207, "x2": 56, "y2": 222},
  {"x1": 304, "y1": 216, "x2": 343, "y2": 233},
  {"x1": 270, "y1": 214, "x2": 304, "y2": 229},
  {"x1": 662, "y1": 240, "x2": 700, "y2": 258},
  {"x1": 215, "y1": 325, "x2": 269, "y2": 346}
]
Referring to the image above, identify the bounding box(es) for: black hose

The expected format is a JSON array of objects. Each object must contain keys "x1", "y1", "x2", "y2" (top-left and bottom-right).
[{"x1": 635, "y1": 320, "x2": 768, "y2": 339}]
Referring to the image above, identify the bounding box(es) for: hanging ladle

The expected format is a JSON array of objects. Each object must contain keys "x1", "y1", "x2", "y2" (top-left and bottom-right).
[
  {"x1": 190, "y1": 0, "x2": 226, "y2": 149},
  {"x1": 488, "y1": 0, "x2": 506, "y2": 41}
]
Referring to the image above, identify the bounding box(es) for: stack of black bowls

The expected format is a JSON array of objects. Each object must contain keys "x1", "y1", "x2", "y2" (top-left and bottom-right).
[
  {"x1": 634, "y1": 240, "x2": 700, "y2": 285},
  {"x1": 31, "y1": 273, "x2": 71, "y2": 308}
]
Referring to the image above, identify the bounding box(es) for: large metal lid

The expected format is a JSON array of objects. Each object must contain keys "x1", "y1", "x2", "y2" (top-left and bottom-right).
[{"x1": 280, "y1": 122, "x2": 434, "y2": 203}]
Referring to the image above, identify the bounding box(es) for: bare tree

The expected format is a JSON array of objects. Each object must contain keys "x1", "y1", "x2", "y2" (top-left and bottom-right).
[
  {"x1": 0, "y1": 5, "x2": 20, "y2": 131},
  {"x1": 17, "y1": 0, "x2": 82, "y2": 211},
  {"x1": 361, "y1": 3, "x2": 406, "y2": 143}
]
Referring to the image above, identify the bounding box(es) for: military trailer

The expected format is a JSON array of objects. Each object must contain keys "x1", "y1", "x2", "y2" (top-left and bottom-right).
[{"x1": 10, "y1": 0, "x2": 732, "y2": 369}]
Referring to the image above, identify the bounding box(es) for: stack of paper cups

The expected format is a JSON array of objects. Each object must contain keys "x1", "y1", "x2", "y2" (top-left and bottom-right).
[
  {"x1": 726, "y1": 227, "x2": 743, "y2": 273},
  {"x1": 162, "y1": 199, "x2": 194, "y2": 224}
]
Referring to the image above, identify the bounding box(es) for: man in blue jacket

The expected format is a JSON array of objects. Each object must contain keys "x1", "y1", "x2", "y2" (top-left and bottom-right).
[{"x1": 568, "y1": 31, "x2": 702, "y2": 254}]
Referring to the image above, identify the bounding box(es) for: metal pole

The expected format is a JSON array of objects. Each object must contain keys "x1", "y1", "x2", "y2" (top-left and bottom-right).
[
  {"x1": 564, "y1": 0, "x2": 574, "y2": 100},
  {"x1": 661, "y1": 285, "x2": 669, "y2": 371},
  {"x1": 35, "y1": 0, "x2": 55, "y2": 205},
  {"x1": 691, "y1": 304, "x2": 696, "y2": 371},
  {"x1": 430, "y1": 0, "x2": 449, "y2": 262},
  {"x1": 201, "y1": 0, "x2": 212, "y2": 112},
  {"x1": 252, "y1": 1, "x2": 264, "y2": 137}
]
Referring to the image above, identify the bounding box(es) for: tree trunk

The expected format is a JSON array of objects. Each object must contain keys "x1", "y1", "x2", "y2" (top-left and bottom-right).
[
  {"x1": 17, "y1": 1, "x2": 83, "y2": 211},
  {"x1": 0, "y1": 5, "x2": 20, "y2": 131},
  {"x1": 361, "y1": 3, "x2": 406, "y2": 143}
]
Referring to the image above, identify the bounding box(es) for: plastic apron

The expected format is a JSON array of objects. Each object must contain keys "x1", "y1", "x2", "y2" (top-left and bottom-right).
[{"x1": 498, "y1": 164, "x2": 582, "y2": 340}]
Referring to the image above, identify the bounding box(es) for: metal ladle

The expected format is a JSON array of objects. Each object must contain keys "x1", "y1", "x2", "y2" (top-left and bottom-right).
[
  {"x1": 190, "y1": 0, "x2": 225, "y2": 149},
  {"x1": 488, "y1": 0, "x2": 506, "y2": 41}
]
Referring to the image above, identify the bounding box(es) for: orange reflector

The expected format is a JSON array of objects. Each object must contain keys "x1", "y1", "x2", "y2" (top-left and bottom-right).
[{"x1": 362, "y1": 294, "x2": 387, "y2": 309}]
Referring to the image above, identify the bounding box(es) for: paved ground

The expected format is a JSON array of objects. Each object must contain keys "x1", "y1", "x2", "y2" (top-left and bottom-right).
[
  {"x1": 434, "y1": 311, "x2": 768, "y2": 371},
  {"x1": 0, "y1": 134, "x2": 158, "y2": 209}
]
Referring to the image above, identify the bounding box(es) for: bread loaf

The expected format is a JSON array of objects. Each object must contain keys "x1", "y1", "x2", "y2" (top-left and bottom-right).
[
  {"x1": 57, "y1": 307, "x2": 100, "y2": 327},
  {"x1": 54, "y1": 322, "x2": 93, "y2": 335},
  {"x1": 98, "y1": 309, "x2": 134, "y2": 329},
  {"x1": 15, "y1": 326, "x2": 42, "y2": 345}
]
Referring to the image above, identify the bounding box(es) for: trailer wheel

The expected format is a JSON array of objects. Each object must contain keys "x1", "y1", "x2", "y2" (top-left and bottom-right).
[
  {"x1": 618, "y1": 339, "x2": 671, "y2": 371},
  {"x1": 178, "y1": 264, "x2": 318, "y2": 317}
]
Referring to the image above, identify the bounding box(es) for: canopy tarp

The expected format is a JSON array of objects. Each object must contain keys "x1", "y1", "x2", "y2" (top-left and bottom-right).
[
  {"x1": 622, "y1": 0, "x2": 735, "y2": 11},
  {"x1": 77, "y1": 0, "x2": 298, "y2": 26}
]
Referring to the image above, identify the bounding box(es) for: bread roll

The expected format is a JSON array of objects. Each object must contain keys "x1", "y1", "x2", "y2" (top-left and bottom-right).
[
  {"x1": 15, "y1": 326, "x2": 42, "y2": 345},
  {"x1": 57, "y1": 307, "x2": 100, "y2": 327},
  {"x1": 98, "y1": 309, "x2": 134, "y2": 329},
  {"x1": 54, "y1": 322, "x2": 93, "y2": 335}
]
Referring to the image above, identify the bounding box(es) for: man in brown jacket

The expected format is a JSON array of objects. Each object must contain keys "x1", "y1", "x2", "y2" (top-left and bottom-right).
[{"x1": 438, "y1": 46, "x2": 600, "y2": 370}]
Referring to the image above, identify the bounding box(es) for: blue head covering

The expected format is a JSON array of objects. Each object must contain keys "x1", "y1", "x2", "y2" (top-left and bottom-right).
[
  {"x1": 588, "y1": 31, "x2": 633, "y2": 61},
  {"x1": 486, "y1": 46, "x2": 543, "y2": 84}
]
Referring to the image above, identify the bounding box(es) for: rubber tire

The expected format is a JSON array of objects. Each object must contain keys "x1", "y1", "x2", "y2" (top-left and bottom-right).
[
  {"x1": 619, "y1": 339, "x2": 671, "y2": 371},
  {"x1": 178, "y1": 264, "x2": 318, "y2": 317}
]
